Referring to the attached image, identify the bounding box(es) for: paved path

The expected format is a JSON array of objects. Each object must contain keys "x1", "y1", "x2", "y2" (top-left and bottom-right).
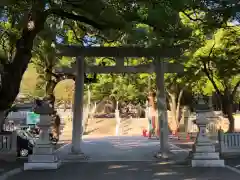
[
  {"x1": 7, "y1": 161, "x2": 240, "y2": 180},
  {"x1": 57, "y1": 136, "x2": 163, "y2": 161},
  {"x1": 3, "y1": 136, "x2": 240, "y2": 180}
]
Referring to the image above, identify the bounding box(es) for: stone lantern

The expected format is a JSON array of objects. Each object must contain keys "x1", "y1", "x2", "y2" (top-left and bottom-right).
[
  {"x1": 24, "y1": 99, "x2": 61, "y2": 170},
  {"x1": 191, "y1": 96, "x2": 225, "y2": 167}
]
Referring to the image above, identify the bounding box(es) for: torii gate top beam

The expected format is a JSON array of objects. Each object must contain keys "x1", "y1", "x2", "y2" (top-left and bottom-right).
[
  {"x1": 56, "y1": 62, "x2": 184, "y2": 74},
  {"x1": 56, "y1": 45, "x2": 185, "y2": 58}
]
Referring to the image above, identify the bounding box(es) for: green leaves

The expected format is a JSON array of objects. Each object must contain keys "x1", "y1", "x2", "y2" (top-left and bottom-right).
[
  {"x1": 0, "y1": 0, "x2": 237, "y2": 108},
  {"x1": 190, "y1": 25, "x2": 240, "y2": 97}
]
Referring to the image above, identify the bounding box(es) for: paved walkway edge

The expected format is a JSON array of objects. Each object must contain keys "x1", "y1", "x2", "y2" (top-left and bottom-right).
[
  {"x1": 169, "y1": 142, "x2": 240, "y2": 176},
  {"x1": 226, "y1": 165, "x2": 240, "y2": 175},
  {"x1": 3, "y1": 142, "x2": 240, "y2": 180},
  {"x1": 0, "y1": 168, "x2": 22, "y2": 180}
]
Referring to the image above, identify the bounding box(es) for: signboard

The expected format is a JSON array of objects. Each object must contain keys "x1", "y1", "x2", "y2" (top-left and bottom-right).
[{"x1": 26, "y1": 112, "x2": 40, "y2": 125}]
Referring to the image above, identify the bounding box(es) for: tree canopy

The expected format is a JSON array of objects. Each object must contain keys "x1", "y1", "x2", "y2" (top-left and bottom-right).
[{"x1": 0, "y1": 0, "x2": 240, "y2": 131}]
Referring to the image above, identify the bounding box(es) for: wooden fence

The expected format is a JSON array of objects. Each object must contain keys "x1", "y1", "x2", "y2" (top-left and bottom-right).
[
  {"x1": 0, "y1": 131, "x2": 17, "y2": 159},
  {"x1": 218, "y1": 130, "x2": 240, "y2": 154}
]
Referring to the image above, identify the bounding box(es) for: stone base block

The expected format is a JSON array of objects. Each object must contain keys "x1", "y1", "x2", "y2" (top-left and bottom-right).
[
  {"x1": 24, "y1": 161, "x2": 61, "y2": 170},
  {"x1": 33, "y1": 145, "x2": 54, "y2": 154},
  {"x1": 28, "y1": 154, "x2": 58, "y2": 162},
  {"x1": 192, "y1": 159, "x2": 225, "y2": 167},
  {"x1": 193, "y1": 152, "x2": 220, "y2": 159},
  {"x1": 196, "y1": 139, "x2": 213, "y2": 145},
  {"x1": 195, "y1": 145, "x2": 215, "y2": 152}
]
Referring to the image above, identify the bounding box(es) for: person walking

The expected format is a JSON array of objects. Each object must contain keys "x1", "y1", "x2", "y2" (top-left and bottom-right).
[{"x1": 147, "y1": 91, "x2": 157, "y2": 138}]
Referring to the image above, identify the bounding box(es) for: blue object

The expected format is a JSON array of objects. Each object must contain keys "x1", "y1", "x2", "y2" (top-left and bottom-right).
[{"x1": 26, "y1": 112, "x2": 40, "y2": 125}]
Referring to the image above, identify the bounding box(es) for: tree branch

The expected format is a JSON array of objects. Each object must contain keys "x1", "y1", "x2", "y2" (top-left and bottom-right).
[
  {"x1": 65, "y1": 23, "x2": 85, "y2": 44},
  {"x1": 93, "y1": 34, "x2": 123, "y2": 44},
  {"x1": 66, "y1": 22, "x2": 120, "y2": 44},
  {"x1": 201, "y1": 42, "x2": 222, "y2": 96},
  {"x1": 65, "y1": 23, "x2": 103, "y2": 46},
  {"x1": 181, "y1": 11, "x2": 204, "y2": 22},
  {"x1": 176, "y1": 88, "x2": 184, "y2": 122},
  {"x1": 45, "y1": 68, "x2": 75, "y2": 82},
  {"x1": 50, "y1": 8, "x2": 108, "y2": 30},
  {"x1": 45, "y1": 68, "x2": 97, "y2": 83},
  {"x1": 202, "y1": 62, "x2": 221, "y2": 94},
  {"x1": 85, "y1": 73, "x2": 97, "y2": 83}
]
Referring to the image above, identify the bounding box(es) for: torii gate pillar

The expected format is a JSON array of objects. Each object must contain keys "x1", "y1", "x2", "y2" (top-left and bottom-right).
[
  {"x1": 155, "y1": 59, "x2": 169, "y2": 157},
  {"x1": 71, "y1": 57, "x2": 84, "y2": 154}
]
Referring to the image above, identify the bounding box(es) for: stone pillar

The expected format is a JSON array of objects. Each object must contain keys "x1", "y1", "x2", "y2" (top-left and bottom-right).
[
  {"x1": 155, "y1": 59, "x2": 168, "y2": 157},
  {"x1": 87, "y1": 85, "x2": 91, "y2": 107},
  {"x1": 86, "y1": 85, "x2": 91, "y2": 119},
  {"x1": 145, "y1": 100, "x2": 148, "y2": 119},
  {"x1": 183, "y1": 107, "x2": 190, "y2": 132},
  {"x1": 208, "y1": 96, "x2": 213, "y2": 108},
  {"x1": 115, "y1": 101, "x2": 120, "y2": 136},
  {"x1": 24, "y1": 101, "x2": 60, "y2": 170},
  {"x1": 191, "y1": 97, "x2": 224, "y2": 167},
  {"x1": 94, "y1": 102, "x2": 97, "y2": 110},
  {"x1": 70, "y1": 56, "x2": 85, "y2": 157}
]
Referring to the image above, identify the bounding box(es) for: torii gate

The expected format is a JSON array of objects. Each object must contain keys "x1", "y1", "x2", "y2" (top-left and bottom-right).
[{"x1": 57, "y1": 46, "x2": 184, "y2": 158}]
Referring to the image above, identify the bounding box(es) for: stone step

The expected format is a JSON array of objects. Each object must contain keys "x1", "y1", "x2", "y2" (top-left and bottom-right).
[
  {"x1": 192, "y1": 159, "x2": 225, "y2": 167},
  {"x1": 193, "y1": 152, "x2": 220, "y2": 159},
  {"x1": 195, "y1": 145, "x2": 215, "y2": 152},
  {"x1": 24, "y1": 161, "x2": 61, "y2": 170},
  {"x1": 28, "y1": 154, "x2": 58, "y2": 162}
]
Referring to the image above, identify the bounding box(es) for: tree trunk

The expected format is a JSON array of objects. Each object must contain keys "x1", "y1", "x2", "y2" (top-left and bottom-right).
[
  {"x1": 227, "y1": 108, "x2": 235, "y2": 133},
  {"x1": 0, "y1": 3, "x2": 47, "y2": 129},
  {"x1": 169, "y1": 93, "x2": 178, "y2": 133},
  {"x1": 45, "y1": 75, "x2": 59, "y2": 138},
  {"x1": 176, "y1": 89, "x2": 184, "y2": 123},
  {"x1": 45, "y1": 71, "x2": 57, "y2": 109},
  {"x1": 221, "y1": 93, "x2": 235, "y2": 132},
  {"x1": 168, "y1": 89, "x2": 184, "y2": 133}
]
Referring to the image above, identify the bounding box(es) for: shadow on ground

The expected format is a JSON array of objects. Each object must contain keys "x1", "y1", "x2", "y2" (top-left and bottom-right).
[
  {"x1": 0, "y1": 159, "x2": 26, "y2": 176},
  {"x1": 7, "y1": 161, "x2": 240, "y2": 180}
]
